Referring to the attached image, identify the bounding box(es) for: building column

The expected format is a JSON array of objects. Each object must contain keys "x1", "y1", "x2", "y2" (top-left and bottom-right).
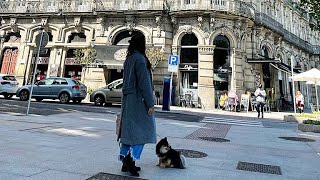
[
  {"x1": 198, "y1": 45, "x2": 215, "y2": 109},
  {"x1": 58, "y1": 47, "x2": 66, "y2": 77},
  {"x1": 233, "y1": 48, "x2": 245, "y2": 94}
]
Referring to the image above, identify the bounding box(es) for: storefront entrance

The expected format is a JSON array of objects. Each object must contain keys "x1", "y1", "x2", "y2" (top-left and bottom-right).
[{"x1": 179, "y1": 33, "x2": 199, "y2": 107}]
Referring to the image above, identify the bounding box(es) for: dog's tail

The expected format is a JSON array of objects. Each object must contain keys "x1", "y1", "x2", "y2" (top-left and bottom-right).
[{"x1": 179, "y1": 154, "x2": 187, "y2": 169}]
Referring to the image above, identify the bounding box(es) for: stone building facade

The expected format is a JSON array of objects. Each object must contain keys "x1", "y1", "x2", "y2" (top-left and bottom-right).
[{"x1": 0, "y1": 0, "x2": 319, "y2": 109}]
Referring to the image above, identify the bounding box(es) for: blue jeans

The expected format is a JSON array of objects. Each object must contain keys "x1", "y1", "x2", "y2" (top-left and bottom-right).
[{"x1": 119, "y1": 144, "x2": 144, "y2": 161}]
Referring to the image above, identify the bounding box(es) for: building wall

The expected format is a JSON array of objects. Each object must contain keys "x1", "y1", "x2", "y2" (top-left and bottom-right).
[{"x1": 0, "y1": 0, "x2": 319, "y2": 109}]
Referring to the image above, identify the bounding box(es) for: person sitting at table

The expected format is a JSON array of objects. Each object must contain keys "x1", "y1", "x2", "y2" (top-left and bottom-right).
[
  {"x1": 219, "y1": 90, "x2": 228, "y2": 110},
  {"x1": 227, "y1": 89, "x2": 239, "y2": 111}
]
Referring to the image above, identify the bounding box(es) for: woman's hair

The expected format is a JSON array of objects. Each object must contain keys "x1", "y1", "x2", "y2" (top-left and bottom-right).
[
  {"x1": 126, "y1": 33, "x2": 151, "y2": 70},
  {"x1": 296, "y1": 91, "x2": 301, "y2": 96}
]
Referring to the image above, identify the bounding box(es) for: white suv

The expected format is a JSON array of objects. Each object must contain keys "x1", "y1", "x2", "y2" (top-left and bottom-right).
[{"x1": 0, "y1": 74, "x2": 19, "y2": 99}]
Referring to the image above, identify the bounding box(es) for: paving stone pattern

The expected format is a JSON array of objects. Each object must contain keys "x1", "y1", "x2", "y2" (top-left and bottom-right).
[
  {"x1": 236, "y1": 161, "x2": 282, "y2": 175},
  {"x1": 198, "y1": 137, "x2": 230, "y2": 142},
  {"x1": 185, "y1": 123, "x2": 231, "y2": 140},
  {"x1": 87, "y1": 172, "x2": 148, "y2": 180},
  {"x1": 278, "y1": 136, "x2": 316, "y2": 142},
  {"x1": 176, "y1": 149, "x2": 208, "y2": 158}
]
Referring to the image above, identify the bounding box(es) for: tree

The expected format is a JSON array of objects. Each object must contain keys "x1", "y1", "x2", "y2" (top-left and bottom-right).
[
  {"x1": 299, "y1": 0, "x2": 320, "y2": 30},
  {"x1": 146, "y1": 47, "x2": 165, "y2": 71},
  {"x1": 74, "y1": 48, "x2": 97, "y2": 81}
]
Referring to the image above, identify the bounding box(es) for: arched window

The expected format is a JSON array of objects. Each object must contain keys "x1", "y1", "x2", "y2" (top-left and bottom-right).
[
  {"x1": 213, "y1": 35, "x2": 230, "y2": 91},
  {"x1": 179, "y1": 33, "x2": 198, "y2": 91},
  {"x1": 113, "y1": 31, "x2": 144, "y2": 45},
  {"x1": 68, "y1": 32, "x2": 86, "y2": 43},
  {"x1": 4, "y1": 32, "x2": 21, "y2": 43}
]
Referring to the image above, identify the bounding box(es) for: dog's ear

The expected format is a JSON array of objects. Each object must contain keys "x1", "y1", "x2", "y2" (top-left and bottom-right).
[{"x1": 164, "y1": 137, "x2": 167, "y2": 140}]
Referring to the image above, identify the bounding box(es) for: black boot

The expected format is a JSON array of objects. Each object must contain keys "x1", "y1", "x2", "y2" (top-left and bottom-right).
[
  {"x1": 122, "y1": 154, "x2": 139, "y2": 177},
  {"x1": 121, "y1": 160, "x2": 141, "y2": 172}
]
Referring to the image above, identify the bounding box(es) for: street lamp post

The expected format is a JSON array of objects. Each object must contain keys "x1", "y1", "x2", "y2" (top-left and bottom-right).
[
  {"x1": 0, "y1": 30, "x2": 5, "y2": 61},
  {"x1": 291, "y1": 54, "x2": 296, "y2": 114}
]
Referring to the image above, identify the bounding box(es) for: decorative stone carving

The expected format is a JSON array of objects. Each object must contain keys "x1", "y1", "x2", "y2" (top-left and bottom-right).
[
  {"x1": 171, "y1": 17, "x2": 177, "y2": 27},
  {"x1": 126, "y1": 15, "x2": 135, "y2": 32},
  {"x1": 198, "y1": 45, "x2": 215, "y2": 55},
  {"x1": 185, "y1": 25, "x2": 192, "y2": 34},
  {"x1": 10, "y1": 18, "x2": 18, "y2": 32},
  {"x1": 41, "y1": 18, "x2": 48, "y2": 27},
  {"x1": 97, "y1": 17, "x2": 106, "y2": 36},
  {"x1": 210, "y1": 16, "x2": 215, "y2": 28},
  {"x1": 197, "y1": 16, "x2": 203, "y2": 28},
  {"x1": 155, "y1": 16, "x2": 162, "y2": 38},
  {"x1": 74, "y1": 17, "x2": 81, "y2": 27}
]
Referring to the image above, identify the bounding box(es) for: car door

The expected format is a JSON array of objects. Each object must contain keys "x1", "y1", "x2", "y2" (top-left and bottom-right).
[
  {"x1": 108, "y1": 81, "x2": 123, "y2": 103},
  {"x1": 50, "y1": 78, "x2": 68, "y2": 98},
  {"x1": 38, "y1": 78, "x2": 54, "y2": 97}
]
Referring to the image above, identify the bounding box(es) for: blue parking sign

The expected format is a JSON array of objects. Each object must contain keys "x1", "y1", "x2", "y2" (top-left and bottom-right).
[
  {"x1": 168, "y1": 55, "x2": 179, "y2": 73},
  {"x1": 169, "y1": 55, "x2": 179, "y2": 65}
]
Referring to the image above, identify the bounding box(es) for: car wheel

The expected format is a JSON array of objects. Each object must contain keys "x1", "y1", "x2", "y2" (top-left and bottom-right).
[
  {"x1": 19, "y1": 90, "x2": 29, "y2": 101},
  {"x1": 35, "y1": 98, "x2": 43, "y2": 102},
  {"x1": 94, "y1": 95, "x2": 105, "y2": 106},
  {"x1": 73, "y1": 99, "x2": 82, "y2": 104},
  {"x1": 4, "y1": 94, "x2": 13, "y2": 99},
  {"x1": 59, "y1": 92, "x2": 70, "y2": 104}
]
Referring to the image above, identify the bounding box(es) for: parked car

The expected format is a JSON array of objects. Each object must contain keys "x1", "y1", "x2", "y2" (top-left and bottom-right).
[
  {"x1": 0, "y1": 74, "x2": 19, "y2": 99},
  {"x1": 90, "y1": 79, "x2": 123, "y2": 106},
  {"x1": 16, "y1": 77, "x2": 87, "y2": 104}
]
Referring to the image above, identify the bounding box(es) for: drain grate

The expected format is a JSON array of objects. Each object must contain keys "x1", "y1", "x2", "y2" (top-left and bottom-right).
[
  {"x1": 236, "y1": 161, "x2": 282, "y2": 175},
  {"x1": 176, "y1": 149, "x2": 208, "y2": 158},
  {"x1": 198, "y1": 137, "x2": 230, "y2": 142},
  {"x1": 278, "y1": 137, "x2": 315, "y2": 142},
  {"x1": 185, "y1": 123, "x2": 231, "y2": 140},
  {"x1": 87, "y1": 172, "x2": 147, "y2": 180}
]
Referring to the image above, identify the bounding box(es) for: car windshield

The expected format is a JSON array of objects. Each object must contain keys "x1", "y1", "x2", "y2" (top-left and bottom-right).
[{"x1": 2, "y1": 76, "x2": 16, "y2": 81}]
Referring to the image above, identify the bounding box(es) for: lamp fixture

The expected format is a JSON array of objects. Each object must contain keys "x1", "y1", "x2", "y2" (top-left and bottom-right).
[
  {"x1": 1, "y1": 18, "x2": 5, "y2": 24},
  {"x1": 32, "y1": 18, "x2": 36, "y2": 24}
]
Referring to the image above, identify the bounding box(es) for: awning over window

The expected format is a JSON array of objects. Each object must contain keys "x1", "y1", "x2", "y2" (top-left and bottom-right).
[
  {"x1": 93, "y1": 45, "x2": 127, "y2": 69},
  {"x1": 246, "y1": 58, "x2": 280, "y2": 63},
  {"x1": 270, "y1": 62, "x2": 301, "y2": 74}
]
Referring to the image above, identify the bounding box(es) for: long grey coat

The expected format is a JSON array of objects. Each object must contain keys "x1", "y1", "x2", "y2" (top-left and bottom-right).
[{"x1": 120, "y1": 51, "x2": 156, "y2": 145}]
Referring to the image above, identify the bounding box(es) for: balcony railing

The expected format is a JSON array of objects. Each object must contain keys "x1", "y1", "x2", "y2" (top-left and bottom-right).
[
  {"x1": 169, "y1": 0, "x2": 255, "y2": 18},
  {"x1": 0, "y1": 0, "x2": 165, "y2": 14},
  {"x1": 255, "y1": 13, "x2": 284, "y2": 35},
  {"x1": 96, "y1": 0, "x2": 165, "y2": 11}
]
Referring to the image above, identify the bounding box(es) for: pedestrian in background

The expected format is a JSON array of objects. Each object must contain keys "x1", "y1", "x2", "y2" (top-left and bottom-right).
[
  {"x1": 254, "y1": 84, "x2": 266, "y2": 118},
  {"x1": 295, "y1": 90, "x2": 304, "y2": 114},
  {"x1": 118, "y1": 33, "x2": 156, "y2": 177}
]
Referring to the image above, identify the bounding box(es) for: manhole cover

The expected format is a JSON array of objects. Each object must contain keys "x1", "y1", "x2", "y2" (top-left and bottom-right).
[
  {"x1": 237, "y1": 161, "x2": 282, "y2": 175},
  {"x1": 278, "y1": 137, "x2": 315, "y2": 142},
  {"x1": 198, "y1": 137, "x2": 230, "y2": 142},
  {"x1": 87, "y1": 172, "x2": 147, "y2": 180},
  {"x1": 176, "y1": 149, "x2": 207, "y2": 158}
]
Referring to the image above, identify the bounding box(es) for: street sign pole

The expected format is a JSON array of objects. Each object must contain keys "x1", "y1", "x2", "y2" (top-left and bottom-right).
[
  {"x1": 167, "y1": 55, "x2": 179, "y2": 109},
  {"x1": 26, "y1": 31, "x2": 44, "y2": 115},
  {"x1": 291, "y1": 55, "x2": 296, "y2": 114}
]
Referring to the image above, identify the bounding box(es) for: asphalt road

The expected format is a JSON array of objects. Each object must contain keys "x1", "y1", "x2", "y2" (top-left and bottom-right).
[{"x1": 0, "y1": 98, "x2": 204, "y2": 122}]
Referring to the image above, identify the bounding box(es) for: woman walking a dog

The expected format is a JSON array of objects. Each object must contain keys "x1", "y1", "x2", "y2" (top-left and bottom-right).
[{"x1": 118, "y1": 33, "x2": 156, "y2": 177}]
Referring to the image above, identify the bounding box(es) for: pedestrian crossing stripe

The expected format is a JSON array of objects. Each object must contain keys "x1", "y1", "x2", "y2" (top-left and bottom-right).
[{"x1": 201, "y1": 117, "x2": 263, "y2": 127}]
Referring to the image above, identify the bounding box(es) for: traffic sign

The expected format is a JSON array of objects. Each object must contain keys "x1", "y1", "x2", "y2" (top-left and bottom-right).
[
  {"x1": 35, "y1": 32, "x2": 49, "y2": 47},
  {"x1": 168, "y1": 55, "x2": 179, "y2": 73}
]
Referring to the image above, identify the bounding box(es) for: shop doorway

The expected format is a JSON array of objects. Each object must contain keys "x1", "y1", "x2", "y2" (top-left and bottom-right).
[
  {"x1": 179, "y1": 33, "x2": 199, "y2": 106},
  {"x1": 213, "y1": 35, "x2": 230, "y2": 107}
]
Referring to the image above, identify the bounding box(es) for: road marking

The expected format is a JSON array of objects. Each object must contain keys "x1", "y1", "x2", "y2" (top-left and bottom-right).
[{"x1": 202, "y1": 117, "x2": 263, "y2": 127}]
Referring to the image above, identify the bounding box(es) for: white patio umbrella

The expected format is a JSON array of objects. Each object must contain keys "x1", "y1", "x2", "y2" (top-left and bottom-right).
[{"x1": 290, "y1": 68, "x2": 320, "y2": 111}]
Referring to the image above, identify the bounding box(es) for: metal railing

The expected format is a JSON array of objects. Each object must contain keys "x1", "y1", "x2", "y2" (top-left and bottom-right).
[
  {"x1": 169, "y1": 0, "x2": 254, "y2": 18},
  {"x1": 95, "y1": 0, "x2": 165, "y2": 11},
  {"x1": 0, "y1": 0, "x2": 165, "y2": 13}
]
